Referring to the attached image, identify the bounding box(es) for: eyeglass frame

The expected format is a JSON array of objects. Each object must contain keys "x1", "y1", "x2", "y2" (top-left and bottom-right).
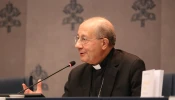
[{"x1": 74, "y1": 35, "x2": 104, "y2": 45}]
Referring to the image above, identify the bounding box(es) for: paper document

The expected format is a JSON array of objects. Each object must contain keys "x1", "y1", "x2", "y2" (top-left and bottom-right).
[{"x1": 141, "y1": 69, "x2": 164, "y2": 97}]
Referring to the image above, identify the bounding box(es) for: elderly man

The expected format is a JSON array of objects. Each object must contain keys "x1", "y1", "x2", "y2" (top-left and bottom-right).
[{"x1": 22, "y1": 17, "x2": 145, "y2": 97}]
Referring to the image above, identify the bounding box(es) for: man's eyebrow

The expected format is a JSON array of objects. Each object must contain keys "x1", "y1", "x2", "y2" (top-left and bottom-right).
[{"x1": 78, "y1": 34, "x2": 86, "y2": 37}]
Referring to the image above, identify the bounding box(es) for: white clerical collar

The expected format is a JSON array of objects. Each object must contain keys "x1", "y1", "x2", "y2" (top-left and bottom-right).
[{"x1": 93, "y1": 64, "x2": 101, "y2": 70}]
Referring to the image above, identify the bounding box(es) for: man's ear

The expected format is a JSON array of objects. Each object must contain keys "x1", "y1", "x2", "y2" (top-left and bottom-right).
[{"x1": 102, "y1": 38, "x2": 109, "y2": 50}]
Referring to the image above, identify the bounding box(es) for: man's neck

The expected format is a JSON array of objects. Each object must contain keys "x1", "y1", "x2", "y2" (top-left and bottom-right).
[{"x1": 93, "y1": 47, "x2": 114, "y2": 65}]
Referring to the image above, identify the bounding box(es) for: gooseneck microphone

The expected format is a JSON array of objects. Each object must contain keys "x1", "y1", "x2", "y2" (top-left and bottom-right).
[{"x1": 18, "y1": 61, "x2": 76, "y2": 94}]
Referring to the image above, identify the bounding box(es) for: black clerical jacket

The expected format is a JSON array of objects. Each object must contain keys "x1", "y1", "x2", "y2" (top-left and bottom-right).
[{"x1": 62, "y1": 49, "x2": 145, "y2": 97}]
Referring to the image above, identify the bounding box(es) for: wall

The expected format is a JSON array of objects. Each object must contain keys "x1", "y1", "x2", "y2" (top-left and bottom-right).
[
  {"x1": 0, "y1": 0, "x2": 174, "y2": 97},
  {"x1": 0, "y1": 0, "x2": 26, "y2": 77},
  {"x1": 161, "y1": 0, "x2": 175, "y2": 73}
]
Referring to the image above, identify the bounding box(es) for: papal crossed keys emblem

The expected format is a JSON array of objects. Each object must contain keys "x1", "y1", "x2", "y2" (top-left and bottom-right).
[
  {"x1": 63, "y1": 0, "x2": 84, "y2": 30},
  {"x1": 0, "y1": 2, "x2": 21, "y2": 33},
  {"x1": 131, "y1": 0, "x2": 156, "y2": 27},
  {"x1": 30, "y1": 64, "x2": 49, "y2": 91}
]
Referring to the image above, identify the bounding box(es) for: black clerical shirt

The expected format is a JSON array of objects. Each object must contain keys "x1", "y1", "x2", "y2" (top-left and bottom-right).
[{"x1": 90, "y1": 48, "x2": 114, "y2": 96}]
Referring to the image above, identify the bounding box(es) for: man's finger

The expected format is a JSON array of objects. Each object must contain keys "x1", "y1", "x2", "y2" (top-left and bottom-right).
[
  {"x1": 22, "y1": 83, "x2": 33, "y2": 94},
  {"x1": 22, "y1": 83, "x2": 28, "y2": 90},
  {"x1": 36, "y1": 79, "x2": 42, "y2": 93}
]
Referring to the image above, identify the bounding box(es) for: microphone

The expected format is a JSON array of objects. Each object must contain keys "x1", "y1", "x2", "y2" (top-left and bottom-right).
[{"x1": 18, "y1": 61, "x2": 76, "y2": 94}]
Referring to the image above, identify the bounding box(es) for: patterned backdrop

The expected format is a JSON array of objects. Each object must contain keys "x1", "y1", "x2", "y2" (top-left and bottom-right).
[{"x1": 0, "y1": 0, "x2": 175, "y2": 97}]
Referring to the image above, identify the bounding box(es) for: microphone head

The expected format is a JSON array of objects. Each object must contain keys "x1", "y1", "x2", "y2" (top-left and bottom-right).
[{"x1": 69, "y1": 61, "x2": 76, "y2": 67}]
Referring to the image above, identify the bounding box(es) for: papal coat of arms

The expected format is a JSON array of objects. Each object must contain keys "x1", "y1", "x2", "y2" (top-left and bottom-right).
[
  {"x1": 131, "y1": 0, "x2": 156, "y2": 27},
  {"x1": 30, "y1": 65, "x2": 49, "y2": 91},
  {"x1": 0, "y1": 2, "x2": 21, "y2": 33},
  {"x1": 63, "y1": 0, "x2": 84, "y2": 30}
]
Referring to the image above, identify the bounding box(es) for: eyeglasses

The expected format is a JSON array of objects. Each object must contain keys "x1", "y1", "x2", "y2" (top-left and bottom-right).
[{"x1": 74, "y1": 36, "x2": 103, "y2": 45}]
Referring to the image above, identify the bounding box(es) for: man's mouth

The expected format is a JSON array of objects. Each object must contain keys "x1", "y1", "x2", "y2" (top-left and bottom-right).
[{"x1": 80, "y1": 52, "x2": 85, "y2": 55}]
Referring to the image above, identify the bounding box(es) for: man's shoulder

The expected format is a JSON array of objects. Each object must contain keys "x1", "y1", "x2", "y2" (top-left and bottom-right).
[
  {"x1": 71, "y1": 63, "x2": 90, "y2": 73},
  {"x1": 114, "y1": 49, "x2": 145, "y2": 71},
  {"x1": 68, "y1": 63, "x2": 92, "y2": 79},
  {"x1": 114, "y1": 49, "x2": 143, "y2": 63}
]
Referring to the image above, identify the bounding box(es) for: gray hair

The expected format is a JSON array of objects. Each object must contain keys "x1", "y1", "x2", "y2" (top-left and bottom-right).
[
  {"x1": 95, "y1": 18, "x2": 116, "y2": 46},
  {"x1": 82, "y1": 17, "x2": 116, "y2": 46}
]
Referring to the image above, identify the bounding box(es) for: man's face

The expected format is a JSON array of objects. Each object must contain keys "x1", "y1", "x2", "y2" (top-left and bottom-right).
[{"x1": 75, "y1": 24, "x2": 103, "y2": 64}]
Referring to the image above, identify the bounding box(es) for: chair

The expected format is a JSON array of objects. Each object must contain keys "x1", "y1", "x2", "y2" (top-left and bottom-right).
[
  {"x1": 0, "y1": 76, "x2": 33, "y2": 94},
  {"x1": 162, "y1": 73, "x2": 174, "y2": 96},
  {"x1": 172, "y1": 74, "x2": 175, "y2": 95}
]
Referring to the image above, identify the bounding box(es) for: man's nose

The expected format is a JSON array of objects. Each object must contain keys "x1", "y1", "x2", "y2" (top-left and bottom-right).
[{"x1": 75, "y1": 40, "x2": 83, "y2": 48}]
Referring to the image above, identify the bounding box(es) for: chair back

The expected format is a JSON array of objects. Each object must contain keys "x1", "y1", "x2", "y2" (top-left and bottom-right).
[
  {"x1": 0, "y1": 76, "x2": 33, "y2": 94},
  {"x1": 162, "y1": 73, "x2": 174, "y2": 96}
]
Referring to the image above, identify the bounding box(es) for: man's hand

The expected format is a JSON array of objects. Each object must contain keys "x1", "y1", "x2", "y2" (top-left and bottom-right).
[{"x1": 22, "y1": 79, "x2": 42, "y2": 94}]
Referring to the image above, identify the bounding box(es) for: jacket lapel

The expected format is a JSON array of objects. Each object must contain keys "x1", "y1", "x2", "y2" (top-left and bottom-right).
[
  {"x1": 100, "y1": 64, "x2": 119, "y2": 96},
  {"x1": 80, "y1": 64, "x2": 92, "y2": 96},
  {"x1": 100, "y1": 49, "x2": 122, "y2": 96}
]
